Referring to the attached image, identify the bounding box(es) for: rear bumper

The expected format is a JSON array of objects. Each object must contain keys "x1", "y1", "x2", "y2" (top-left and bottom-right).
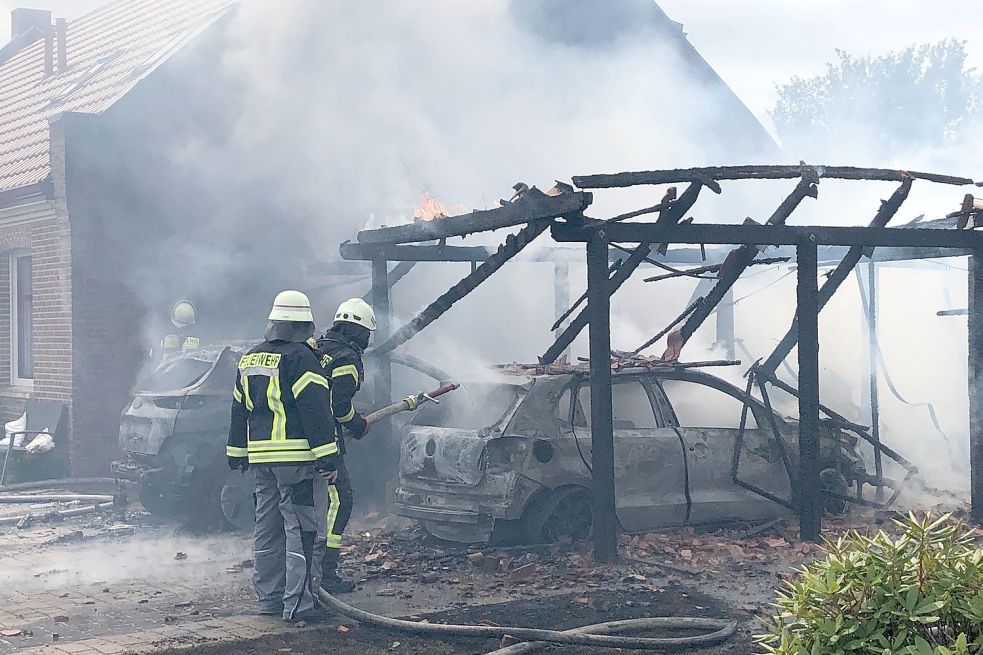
[{"x1": 392, "y1": 502, "x2": 481, "y2": 524}]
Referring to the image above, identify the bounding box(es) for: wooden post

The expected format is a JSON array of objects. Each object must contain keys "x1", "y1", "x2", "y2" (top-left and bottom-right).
[
  {"x1": 796, "y1": 242, "x2": 822, "y2": 541},
  {"x1": 587, "y1": 237, "x2": 617, "y2": 562},
  {"x1": 867, "y1": 261, "x2": 883, "y2": 498},
  {"x1": 554, "y1": 262, "x2": 571, "y2": 360},
  {"x1": 371, "y1": 258, "x2": 394, "y2": 507},
  {"x1": 969, "y1": 252, "x2": 983, "y2": 523}
]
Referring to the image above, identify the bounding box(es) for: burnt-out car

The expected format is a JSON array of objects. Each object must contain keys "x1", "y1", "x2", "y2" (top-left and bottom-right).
[
  {"x1": 112, "y1": 343, "x2": 256, "y2": 530},
  {"x1": 394, "y1": 367, "x2": 866, "y2": 544},
  {"x1": 113, "y1": 343, "x2": 448, "y2": 530}
]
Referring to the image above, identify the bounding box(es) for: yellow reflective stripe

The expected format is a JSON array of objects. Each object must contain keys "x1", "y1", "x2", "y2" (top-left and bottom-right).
[
  {"x1": 268, "y1": 376, "x2": 286, "y2": 440},
  {"x1": 331, "y1": 364, "x2": 359, "y2": 383},
  {"x1": 326, "y1": 534, "x2": 343, "y2": 549},
  {"x1": 248, "y1": 438, "x2": 311, "y2": 451},
  {"x1": 248, "y1": 451, "x2": 316, "y2": 463},
  {"x1": 233, "y1": 387, "x2": 243, "y2": 403},
  {"x1": 182, "y1": 337, "x2": 199, "y2": 350},
  {"x1": 311, "y1": 442, "x2": 339, "y2": 458},
  {"x1": 326, "y1": 484, "x2": 340, "y2": 542},
  {"x1": 243, "y1": 377, "x2": 254, "y2": 410},
  {"x1": 337, "y1": 406, "x2": 356, "y2": 423},
  {"x1": 226, "y1": 446, "x2": 248, "y2": 457},
  {"x1": 292, "y1": 371, "x2": 329, "y2": 398}
]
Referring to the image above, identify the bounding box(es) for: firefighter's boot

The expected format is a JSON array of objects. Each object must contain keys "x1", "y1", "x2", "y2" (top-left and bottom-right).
[{"x1": 321, "y1": 550, "x2": 356, "y2": 594}]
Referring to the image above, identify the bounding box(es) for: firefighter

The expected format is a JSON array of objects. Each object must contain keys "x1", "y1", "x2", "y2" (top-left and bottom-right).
[
  {"x1": 315, "y1": 298, "x2": 376, "y2": 593},
  {"x1": 160, "y1": 300, "x2": 199, "y2": 354},
  {"x1": 227, "y1": 290, "x2": 338, "y2": 622}
]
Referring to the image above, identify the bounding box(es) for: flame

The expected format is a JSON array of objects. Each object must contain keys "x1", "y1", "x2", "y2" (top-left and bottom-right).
[{"x1": 413, "y1": 192, "x2": 449, "y2": 222}]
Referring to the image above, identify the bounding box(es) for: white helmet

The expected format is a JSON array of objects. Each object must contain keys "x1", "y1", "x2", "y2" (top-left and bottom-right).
[
  {"x1": 269, "y1": 290, "x2": 314, "y2": 322},
  {"x1": 334, "y1": 298, "x2": 376, "y2": 331},
  {"x1": 170, "y1": 300, "x2": 197, "y2": 328}
]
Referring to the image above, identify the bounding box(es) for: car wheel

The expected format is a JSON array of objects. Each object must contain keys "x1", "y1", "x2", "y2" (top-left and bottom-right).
[
  {"x1": 220, "y1": 471, "x2": 255, "y2": 532},
  {"x1": 524, "y1": 487, "x2": 593, "y2": 544},
  {"x1": 138, "y1": 480, "x2": 173, "y2": 517}
]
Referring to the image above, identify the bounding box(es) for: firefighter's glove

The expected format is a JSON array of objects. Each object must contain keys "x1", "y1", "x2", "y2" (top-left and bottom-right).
[
  {"x1": 314, "y1": 454, "x2": 339, "y2": 474},
  {"x1": 347, "y1": 413, "x2": 370, "y2": 440},
  {"x1": 227, "y1": 456, "x2": 249, "y2": 472}
]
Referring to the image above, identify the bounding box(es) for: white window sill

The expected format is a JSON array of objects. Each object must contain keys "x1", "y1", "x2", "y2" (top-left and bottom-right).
[{"x1": 0, "y1": 385, "x2": 33, "y2": 399}]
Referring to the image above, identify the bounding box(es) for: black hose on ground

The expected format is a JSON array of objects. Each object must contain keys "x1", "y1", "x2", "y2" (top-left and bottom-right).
[{"x1": 316, "y1": 588, "x2": 736, "y2": 651}]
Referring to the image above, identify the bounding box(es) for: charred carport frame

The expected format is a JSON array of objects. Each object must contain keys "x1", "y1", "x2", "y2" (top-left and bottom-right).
[{"x1": 339, "y1": 164, "x2": 983, "y2": 563}]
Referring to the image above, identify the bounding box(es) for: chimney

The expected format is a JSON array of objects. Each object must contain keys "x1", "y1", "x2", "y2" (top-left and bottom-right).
[
  {"x1": 55, "y1": 17, "x2": 67, "y2": 71},
  {"x1": 10, "y1": 7, "x2": 51, "y2": 40},
  {"x1": 43, "y1": 25, "x2": 53, "y2": 76}
]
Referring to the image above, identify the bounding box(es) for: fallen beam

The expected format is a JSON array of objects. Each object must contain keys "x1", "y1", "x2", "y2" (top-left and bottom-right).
[
  {"x1": 643, "y1": 257, "x2": 789, "y2": 283},
  {"x1": 540, "y1": 182, "x2": 705, "y2": 363},
  {"x1": 372, "y1": 220, "x2": 551, "y2": 354},
  {"x1": 574, "y1": 164, "x2": 974, "y2": 189},
  {"x1": 761, "y1": 179, "x2": 912, "y2": 374},
  {"x1": 356, "y1": 189, "x2": 591, "y2": 245}
]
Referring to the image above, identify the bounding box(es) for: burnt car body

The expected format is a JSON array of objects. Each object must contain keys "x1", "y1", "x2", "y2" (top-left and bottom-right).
[
  {"x1": 113, "y1": 343, "x2": 448, "y2": 530},
  {"x1": 394, "y1": 367, "x2": 866, "y2": 544}
]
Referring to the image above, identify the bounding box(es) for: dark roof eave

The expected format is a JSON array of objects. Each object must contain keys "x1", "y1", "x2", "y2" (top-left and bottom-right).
[{"x1": 0, "y1": 179, "x2": 54, "y2": 210}]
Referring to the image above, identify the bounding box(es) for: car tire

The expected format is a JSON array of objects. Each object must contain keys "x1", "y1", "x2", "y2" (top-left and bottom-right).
[
  {"x1": 220, "y1": 471, "x2": 255, "y2": 533},
  {"x1": 521, "y1": 486, "x2": 593, "y2": 544}
]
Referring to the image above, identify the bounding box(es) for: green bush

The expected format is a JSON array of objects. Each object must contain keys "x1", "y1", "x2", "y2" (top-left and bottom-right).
[{"x1": 757, "y1": 513, "x2": 983, "y2": 655}]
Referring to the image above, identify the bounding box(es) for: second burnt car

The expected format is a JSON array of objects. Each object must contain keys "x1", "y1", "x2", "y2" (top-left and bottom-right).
[
  {"x1": 114, "y1": 343, "x2": 448, "y2": 530},
  {"x1": 394, "y1": 365, "x2": 869, "y2": 544}
]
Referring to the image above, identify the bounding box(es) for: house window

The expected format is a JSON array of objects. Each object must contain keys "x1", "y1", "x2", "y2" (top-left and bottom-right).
[{"x1": 10, "y1": 251, "x2": 32, "y2": 386}]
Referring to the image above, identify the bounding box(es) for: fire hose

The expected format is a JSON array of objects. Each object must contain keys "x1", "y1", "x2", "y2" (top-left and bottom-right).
[
  {"x1": 318, "y1": 383, "x2": 736, "y2": 650},
  {"x1": 316, "y1": 588, "x2": 736, "y2": 651},
  {"x1": 363, "y1": 383, "x2": 461, "y2": 425}
]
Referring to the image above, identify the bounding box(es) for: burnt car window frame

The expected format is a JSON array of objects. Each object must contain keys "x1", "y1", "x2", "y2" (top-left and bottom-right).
[
  {"x1": 654, "y1": 375, "x2": 767, "y2": 430},
  {"x1": 573, "y1": 375, "x2": 660, "y2": 431}
]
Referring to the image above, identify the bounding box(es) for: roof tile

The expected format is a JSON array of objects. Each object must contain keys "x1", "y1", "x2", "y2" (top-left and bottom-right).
[{"x1": 0, "y1": 0, "x2": 235, "y2": 193}]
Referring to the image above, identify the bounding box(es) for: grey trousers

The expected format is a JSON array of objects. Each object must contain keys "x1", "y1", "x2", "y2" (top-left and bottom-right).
[{"x1": 252, "y1": 465, "x2": 328, "y2": 619}]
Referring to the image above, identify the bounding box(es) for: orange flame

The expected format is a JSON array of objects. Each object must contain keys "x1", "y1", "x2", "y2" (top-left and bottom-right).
[{"x1": 413, "y1": 192, "x2": 449, "y2": 222}]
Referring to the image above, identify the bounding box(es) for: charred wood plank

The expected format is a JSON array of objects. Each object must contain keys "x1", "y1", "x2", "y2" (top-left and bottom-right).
[
  {"x1": 341, "y1": 242, "x2": 492, "y2": 262},
  {"x1": 574, "y1": 165, "x2": 973, "y2": 189},
  {"x1": 356, "y1": 189, "x2": 591, "y2": 245},
  {"x1": 540, "y1": 182, "x2": 705, "y2": 364},
  {"x1": 760, "y1": 179, "x2": 912, "y2": 375},
  {"x1": 643, "y1": 256, "x2": 790, "y2": 282},
  {"x1": 632, "y1": 297, "x2": 703, "y2": 355},
  {"x1": 551, "y1": 260, "x2": 621, "y2": 332},
  {"x1": 372, "y1": 221, "x2": 550, "y2": 354}
]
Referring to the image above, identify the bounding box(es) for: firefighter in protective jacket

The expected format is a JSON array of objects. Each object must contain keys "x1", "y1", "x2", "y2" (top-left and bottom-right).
[
  {"x1": 227, "y1": 290, "x2": 336, "y2": 622},
  {"x1": 315, "y1": 297, "x2": 376, "y2": 593}
]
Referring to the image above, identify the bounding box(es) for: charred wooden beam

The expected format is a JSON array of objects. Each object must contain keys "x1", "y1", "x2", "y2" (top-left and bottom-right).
[
  {"x1": 938, "y1": 308, "x2": 969, "y2": 316},
  {"x1": 970, "y1": 252, "x2": 983, "y2": 523},
  {"x1": 643, "y1": 256, "x2": 789, "y2": 282},
  {"x1": 668, "y1": 179, "x2": 818, "y2": 355},
  {"x1": 356, "y1": 189, "x2": 591, "y2": 245},
  {"x1": 552, "y1": 260, "x2": 620, "y2": 332},
  {"x1": 552, "y1": 221, "x2": 983, "y2": 249},
  {"x1": 633, "y1": 297, "x2": 703, "y2": 355},
  {"x1": 371, "y1": 221, "x2": 550, "y2": 354},
  {"x1": 760, "y1": 179, "x2": 912, "y2": 375},
  {"x1": 574, "y1": 164, "x2": 973, "y2": 189},
  {"x1": 796, "y1": 242, "x2": 822, "y2": 542},
  {"x1": 342, "y1": 242, "x2": 492, "y2": 262},
  {"x1": 587, "y1": 237, "x2": 618, "y2": 562},
  {"x1": 540, "y1": 182, "x2": 705, "y2": 364}
]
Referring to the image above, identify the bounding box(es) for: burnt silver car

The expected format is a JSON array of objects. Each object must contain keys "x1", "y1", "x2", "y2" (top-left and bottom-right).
[{"x1": 394, "y1": 367, "x2": 865, "y2": 544}]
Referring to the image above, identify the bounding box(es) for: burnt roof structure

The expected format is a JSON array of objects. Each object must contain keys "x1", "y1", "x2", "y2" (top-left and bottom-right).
[{"x1": 342, "y1": 162, "x2": 983, "y2": 562}]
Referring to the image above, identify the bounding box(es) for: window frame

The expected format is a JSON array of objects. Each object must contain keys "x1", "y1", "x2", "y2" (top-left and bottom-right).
[
  {"x1": 9, "y1": 249, "x2": 33, "y2": 388},
  {"x1": 654, "y1": 377, "x2": 764, "y2": 430},
  {"x1": 572, "y1": 376, "x2": 661, "y2": 431}
]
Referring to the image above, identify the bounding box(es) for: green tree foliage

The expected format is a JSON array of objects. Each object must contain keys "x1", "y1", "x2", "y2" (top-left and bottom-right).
[
  {"x1": 757, "y1": 513, "x2": 983, "y2": 654},
  {"x1": 771, "y1": 40, "x2": 983, "y2": 154}
]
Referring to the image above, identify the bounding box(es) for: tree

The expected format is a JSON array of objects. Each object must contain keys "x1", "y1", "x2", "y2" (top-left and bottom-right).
[{"x1": 771, "y1": 40, "x2": 983, "y2": 155}]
